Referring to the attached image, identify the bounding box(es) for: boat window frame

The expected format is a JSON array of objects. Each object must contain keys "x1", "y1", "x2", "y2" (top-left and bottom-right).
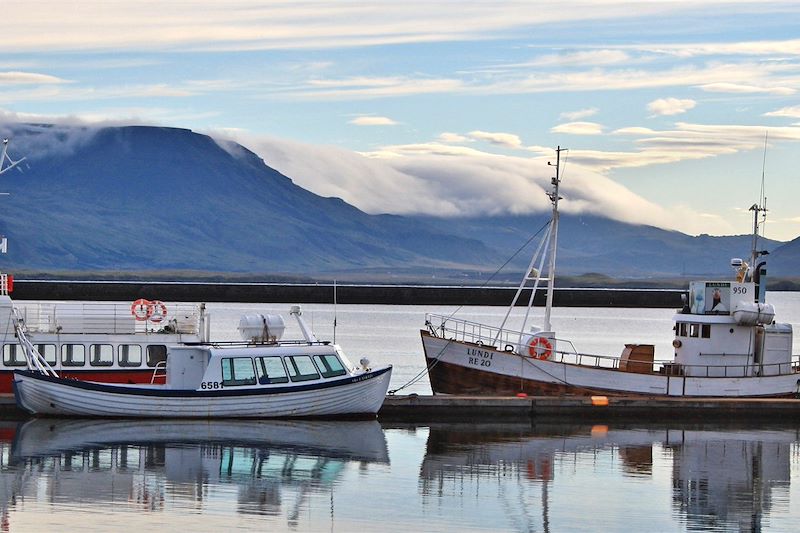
[
  {"x1": 313, "y1": 354, "x2": 347, "y2": 378},
  {"x1": 61, "y1": 343, "x2": 86, "y2": 367},
  {"x1": 2, "y1": 344, "x2": 28, "y2": 367},
  {"x1": 35, "y1": 344, "x2": 58, "y2": 366},
  {"x1": 221, "y1": 357, "x2": 257, "y2": 387},
  {"x1": 255, "y1": 356, "x2": 289, "y2": 385},
  {"x1": 146, "y1": 345, "x2": 168, "y2": 368},
  {"x1": 285, "y1": 355, "x2": 321, "y2": 382},
  {"x1": 118, "y1": 344, "x2": 143, "y2": 367},
  {"x1": 89, "y1": 344, "x2": 114, "y2": 367}
]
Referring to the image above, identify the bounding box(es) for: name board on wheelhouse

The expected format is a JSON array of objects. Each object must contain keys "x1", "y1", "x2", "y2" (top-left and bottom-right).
[{"x1": 689, "y1": 281, "x2": 752, "y2": 315}]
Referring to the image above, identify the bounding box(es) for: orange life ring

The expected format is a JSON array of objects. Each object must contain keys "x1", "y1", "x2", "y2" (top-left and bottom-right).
[
  {"x1": 528, "y1": 336, "x2": 553, "y2": 360},
  {"x1": 148, "y1": 300, "x2": 168, "y2": 323},
  {"x1": 131, "y1": 298, "x2": 152, "y2": 321}
]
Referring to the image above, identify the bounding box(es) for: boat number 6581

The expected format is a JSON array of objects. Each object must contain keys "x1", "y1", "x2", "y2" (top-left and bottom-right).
[{"x1": 200, "y1": 381, "x2": 223, "y2": 389}]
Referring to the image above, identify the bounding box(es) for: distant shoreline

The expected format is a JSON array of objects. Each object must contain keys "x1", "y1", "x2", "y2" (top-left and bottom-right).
[{"x1": 10, "y1": 280, "x2": 686, "y2": 308}]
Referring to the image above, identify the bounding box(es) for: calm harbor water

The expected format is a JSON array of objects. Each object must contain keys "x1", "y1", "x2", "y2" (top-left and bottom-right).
[{"x1": 3, "y1": 292, "x2": 800, "y2": 531}]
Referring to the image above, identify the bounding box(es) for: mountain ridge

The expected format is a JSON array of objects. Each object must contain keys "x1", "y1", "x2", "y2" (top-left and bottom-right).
[{"x1": 0, "y1": 124, "x2": 794, "y2": 281}]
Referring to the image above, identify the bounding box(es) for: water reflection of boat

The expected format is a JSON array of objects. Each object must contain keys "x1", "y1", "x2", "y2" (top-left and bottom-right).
[
  {"x1": 420, "y1": 423, "x2": 795, "y2": 532},
  {"x1": 0, "y1": 418, "x2": 388, "y2": 525}
]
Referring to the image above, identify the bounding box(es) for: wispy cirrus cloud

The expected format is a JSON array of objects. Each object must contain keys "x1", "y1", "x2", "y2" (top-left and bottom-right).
[
  {"x1": 467, "y1": 130, "x2": 523, "y2": 148},
  {"x1": 698, "y1": 82, "x2": 795, "y2": 95},
  {"x1": 551, "y1": 121, "x2": 604, "y2": 135},
  {"x1": 0, "y1": 71, "x2": 67, "y2": 85},
  {"x1": 560, "y1": 108, "x2": 598, "y2": 121},
  {"x1": 349, "y1": 116, "x2": 399, "y2": 126},
  {"x1": 647, "y1": 97, "x2": 696, "y2": 116},
  {"x1": 764, "y1": 105, "x2": 800, "y2": 118}
]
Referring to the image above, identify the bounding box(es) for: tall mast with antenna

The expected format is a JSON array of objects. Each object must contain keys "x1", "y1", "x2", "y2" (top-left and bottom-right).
[
  {"x1": 749, "y1": 133, "x2": 768, "y2": 275},
  {"x1": 543, "y1": 146, "x2": 565, "y2": 333}
]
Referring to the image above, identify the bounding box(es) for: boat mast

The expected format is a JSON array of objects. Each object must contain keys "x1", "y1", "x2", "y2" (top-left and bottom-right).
[
  {"x1": 543, "y1": 146, "x2": 564, "y2": 333},
  {"x1": 749, "y1": 133, "x2": 768, "y2": 279}
]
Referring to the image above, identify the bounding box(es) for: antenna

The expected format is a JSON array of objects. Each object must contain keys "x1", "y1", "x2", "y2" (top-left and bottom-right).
[
  {"x1": 749, "y1": 132, "x2": 769, "y2": 273},
  {"x1": 0, "y1": 138, "x2": 26, "y2": 177},
  {"x1": 333, "y1": 279, "x2": 337, "y2": 344}
]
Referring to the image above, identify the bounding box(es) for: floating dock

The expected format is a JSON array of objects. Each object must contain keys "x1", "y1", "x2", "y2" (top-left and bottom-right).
[
  {"x1": 377, "y1": 394, "x2": 800, "y2": 422},
  {"x1": 2, "y1": 393, "x2": 800, "y2": 421}
]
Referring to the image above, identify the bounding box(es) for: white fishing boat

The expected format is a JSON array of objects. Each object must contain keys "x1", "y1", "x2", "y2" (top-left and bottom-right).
[
  {"x1": 421, "y1": 146, "x2": 799, "y2": 397},
  {"x1": 13, "y1": 305, "x2": 392, "y2": 417}
]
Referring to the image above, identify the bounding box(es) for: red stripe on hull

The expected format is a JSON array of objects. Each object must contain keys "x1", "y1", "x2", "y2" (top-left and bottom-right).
[{"x1": 2, "y1": 369, "x2": 164, "y2": 394}]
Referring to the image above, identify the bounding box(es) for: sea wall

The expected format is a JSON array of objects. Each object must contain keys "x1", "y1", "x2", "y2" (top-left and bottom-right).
[{"x1": 10, "y1": 280, "x2": 685, "y2": 308}]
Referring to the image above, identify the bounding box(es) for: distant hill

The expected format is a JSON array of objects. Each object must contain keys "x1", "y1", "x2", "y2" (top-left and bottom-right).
[
  {"x1": 765, "y1": 237, "x2": 800, "y2": 277},
  {"x1": 0, "y1": 124, "x2": 790, "y2": 281}
]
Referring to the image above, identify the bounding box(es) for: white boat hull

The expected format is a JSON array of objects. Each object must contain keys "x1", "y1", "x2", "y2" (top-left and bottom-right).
[
  {"x1": 422, "y1": 332, "x2": 800, "y2": 398},
  {"x1": 13, "y1": 366, "x2": 392, "y2": 418}
]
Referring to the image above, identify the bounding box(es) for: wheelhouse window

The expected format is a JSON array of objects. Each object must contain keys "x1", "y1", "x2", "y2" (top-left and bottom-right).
[
  {"x1": 255, "y1": 356, "x2": 289, "y2": 384},
  {"x1": 35, "y1": 344, "x2": 57, "y2": 366},
  {"x1": 677, "y1": 323, "x2": 687, "y2": 337},
  {"x1": 61, "y1": 344, "x2": 86, "y2": 366},
  {"x1": 314, "y1": 354, "x2": 347, "y2": 378},
  {"x1": 689, "y1": 324, "x2": 700, "y2": 338},
  {"x1": 118, "y1": 344, "x2": 143, "y2": 367},
  {"x1": 701, "y1": 324, "x2": 711, "y2": 338},
  {"x1": 221, "y1": 357, "x2": 257, "y2": 387},
  {"x1": 90, "y1": 344, "x2": 114, "y2": 367},
  {"x1": 146, "y1": 345, "x2": 167, "y2": 367},
  {"x1": 285, "y1": 355, "x2": 321, "y2": 382},
  {"x1": 2, "y1": 344, "x2": 27, "y2": 367}
]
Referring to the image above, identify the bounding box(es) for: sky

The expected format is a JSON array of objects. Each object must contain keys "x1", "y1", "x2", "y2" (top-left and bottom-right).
[{"x1": 2, "y1": 1, "x2": 800, "y2": 241}]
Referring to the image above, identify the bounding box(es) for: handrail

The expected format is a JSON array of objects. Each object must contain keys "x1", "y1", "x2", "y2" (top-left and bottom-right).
[
  {"x1": 150, "y1": 361, "x2": 167, "y2": 384},
  {"x1": 426, "y1": 312, "x2": 800, "y2": 377}
]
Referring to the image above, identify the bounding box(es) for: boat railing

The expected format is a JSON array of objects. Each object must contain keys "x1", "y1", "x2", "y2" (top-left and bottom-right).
[
  {"x1": 13, "y1": 302, "x2": 202, "y2": 335},
  {"x1": 426, "y1": 313, "x2": 527, "y2": 350},
  {"x1": 427, "y1": 313, "x2": 800, "y2": 377}
]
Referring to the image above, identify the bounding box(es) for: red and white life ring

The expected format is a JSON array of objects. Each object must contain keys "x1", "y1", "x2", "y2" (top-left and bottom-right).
[
  {"x1": 148, "y1": 300, "x2": 168, "y2": 323},
  {"x1": 528, "y1": 336, "x2": 553, "y2": 360},
  {"x1": 131, "y1": 298, "x2": 152, "y2": 321}
]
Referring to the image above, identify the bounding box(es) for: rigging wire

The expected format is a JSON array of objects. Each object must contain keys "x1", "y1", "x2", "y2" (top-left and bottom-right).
[{"x1": 388, "y1": 219, "x2": 553, "y2": 395}]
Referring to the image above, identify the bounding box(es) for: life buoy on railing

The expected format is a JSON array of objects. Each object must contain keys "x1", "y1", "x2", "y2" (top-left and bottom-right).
[
  {"x1": 131, "y1": 298, "x2": 153, "y2": 321},
  {"x1": 528, "y1": 336, "x2": 553, "y2": 360},
  {"x1": 149, "y1": 300, "x2": 168, "y2": 323}
]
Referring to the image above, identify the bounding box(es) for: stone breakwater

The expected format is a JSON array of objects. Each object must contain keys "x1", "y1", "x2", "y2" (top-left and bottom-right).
[{"x1": 11, "y1": 280, "x2": 684, "y2": 308}]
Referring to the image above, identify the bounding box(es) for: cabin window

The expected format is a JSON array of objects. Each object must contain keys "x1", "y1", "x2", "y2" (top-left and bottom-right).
[
  {"x1": 146, "y1": 345, "x2": 167, "y2": 367},
  {"x1": 221, "y1": 357, "x2": 257, "y2": 387},
  {"x1": 701, "y1": 324, "x2": 711, "y2": 338},
  {"x1": 314, "y1": 354, "x2": 347, "y2": 378},
  {"x1": 689, "y1": 324, "x2": 700, "y2": 338},
  {"x1": 285, "y1": 355, "x2": 321, "y2": 382},
  {"x1": 118, "y1": 344, "x2": 143, "y2": 367},
  {"x1": 2, "y1": 344, "x2": 27, "y2": 367},
  {"x1": 35, "y1": 344, "x2": 57, "y2": 366},
  {"x1": 61, "y1": 344, "x2": 86, "y2": 366},
  {"x1": 90, "y1": 344, "x2": 114, "y2": 367},
  {"x1": 677, "y1": 323, "x2": 687, "y2": 337},
  {"x1": 255, "y1": 356, "x2": 289, "y2": 384}
]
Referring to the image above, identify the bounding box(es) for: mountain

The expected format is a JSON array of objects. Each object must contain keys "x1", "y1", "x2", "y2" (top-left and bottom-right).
[
  {"x1": 0, "y1": 124, "x2": 788, "y2": 281},
  {"x1": 0, "y1": 125, "x2": 494, "y2": 275},
  {"x1": 765, "y1": 238, "x2": 800, "y2": 277}
]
